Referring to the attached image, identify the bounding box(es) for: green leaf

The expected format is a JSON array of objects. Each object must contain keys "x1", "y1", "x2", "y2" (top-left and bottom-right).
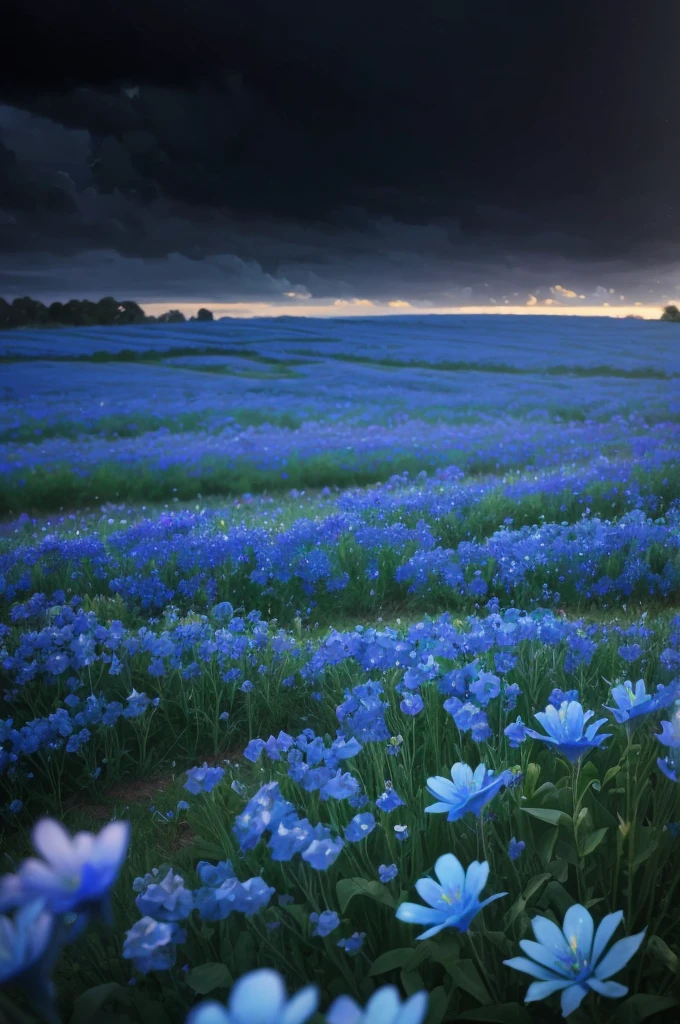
[
  {"x1": 400, "y1": 969, "x2": 425, "y2": 995},
  {"x1": 458, "y1": 1004, "x2": 532, "y2": 1023},
  {"x1": 606, "y1": 994, "x2": 678, "y2": 1023},
  {"x1": 336, "y1": 877, "x2": 396, "y2": 914},
  {"x1": 369, "y1": 947, "x2": 427, "y2": 976},
  {"x1": 521, "y1": 806, "x2": 571, "y2": 827},
  {"x1": 444, "y1": 958, "x2": 492, "y2": 1005},
  {"x1": 186, "y1": 963, "x2": 233, "y2": 995},
  {"x1": 646, "y1": 935, "x2": 679, "y2": 974},
  {"x1": 522, "y1": 872, "x2": 552, "y2": 901},
  {"x1": 69, "y1": 984, "x2": 131, "y2": 1024},
  {"x1": 522, "y1": 763, "x2": 542, "y2": 799},
  {"x1": 425, "y1": 986, "x2": 449, "y2": 1024},
  {"x1": 536, "y1": 827, "x2": 558, "y2": 866},
  {"x1": 579, "y1": 827, "x2": 608, "y2": 856}
]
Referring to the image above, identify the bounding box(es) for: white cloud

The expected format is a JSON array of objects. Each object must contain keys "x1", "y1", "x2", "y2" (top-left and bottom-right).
[
  {"x1": 551, "y1": 284, "x2": 578, "y2": 299},
  {"x1": 387, "y1": 299, "x2": 412, "y2": 308},
  {"x1": 526, "y1": 294, "x2": 538, "y2": 305}
]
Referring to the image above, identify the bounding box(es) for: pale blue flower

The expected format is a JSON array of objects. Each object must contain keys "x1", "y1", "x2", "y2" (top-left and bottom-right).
[
  {"x1": 508, "y1": 837, "x2": 525, "y2": 861},
  {"x1": 656, "y1": 712, "x2": 680, "y2": 782},
  {"x1": 604, "y1": 679, "x2": 676, "y2": 726},
  {"x1": 504, "y1": 904, "x2": 646, "y2": 1018},
  {"x1": 327, "y1": 985, "x2": 428, "y2": 1024},
  {"x1": 0, "y1": 899, "x2": 54, "y2": 984},
  {"x1": 425, "y1": 762, "x2": 512, "y2": 821},
  {"x1": 396, "y1": 853, "x2": 506, "y2": 939},
  {"x1": 185, "y1": 967, "x2": 318, "y2": 1024},
  {"x1": 526, "y1": 701, "x2": 611, "y2": 763},
  {"x1": 0, "y1": 817, "x2": 130, "y2": 922}
]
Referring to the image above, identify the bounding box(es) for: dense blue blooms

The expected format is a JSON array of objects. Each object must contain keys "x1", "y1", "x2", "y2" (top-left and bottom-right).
[
  {"x1": 605, "y1": 679, "x2": 678, "y2": 726},
  {"x1": 396, "y1": 854, "x2": 506, "y2": 939},
  {"x1": 504, "y1": 905, "x2": 646, "y2": 1017},
  {"x1": 504, "y1": 716, "x2": 528, "y2": 747},
  {"x1": 134, "y1": 869, "x2": 194, "y2": 922},
  {"x1": 338, "y1": 932, "x2": 366, "y2": 955}
]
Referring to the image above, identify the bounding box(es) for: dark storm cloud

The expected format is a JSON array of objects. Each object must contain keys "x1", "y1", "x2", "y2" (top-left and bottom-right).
[{"x1": 1, "y1": 0, "x2": 680, "y2": 304}]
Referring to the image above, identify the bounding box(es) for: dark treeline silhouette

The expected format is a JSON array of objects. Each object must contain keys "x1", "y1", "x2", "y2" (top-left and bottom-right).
[
  {"x1": 0, "y1": 296, "x2": 214, "y2": 329},
  {"x1": 661, "y1": 304, "x2": 680, "y2": 323}
]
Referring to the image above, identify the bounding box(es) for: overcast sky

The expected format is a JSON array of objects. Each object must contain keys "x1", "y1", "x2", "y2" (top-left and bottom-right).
[{"x1": 1, "y1": 0, "x2": 680, "y2": 317}]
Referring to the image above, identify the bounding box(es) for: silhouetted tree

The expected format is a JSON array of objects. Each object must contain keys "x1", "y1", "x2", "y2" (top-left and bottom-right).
[
  {"x1": 157, "y1": 309, "x2": 186, "y2": 323},
  {"x1": 196, "y1": 307, "x2": 214, "y2": 321},
  {"x1": 115, "y1": 300, "x2": 147, "y2": 325},
  {"x1": 0, "y1": 297, "x2": 10, "y2": 328},
  {"x1": 9, "y1": 296, "x2": 50, "y2": 327},
  {"x1": 661, "y1": 304, "x2": 680, "y2": 322}
]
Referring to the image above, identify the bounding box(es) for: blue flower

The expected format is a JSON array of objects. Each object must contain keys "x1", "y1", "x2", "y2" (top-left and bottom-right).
[
  {"x1": 135, "y1": 868, "x2": 194, "y2": 922},
  {"x1": 338, "y1": 931, "x2": 365, "y2": 955},
  {"x1": 526, "y1": 701, "x2": 611, "y2": 763},
  {"x1": 0, "y1": 818, "x2": 130, "y2": 922},
  {"x1": 0, "y1": 899, "x2": 54, "y2": 985},
  {"x1": 470, "y1": 671, "x2": 501, "y2": 707},
  {"x1": 376, "y1": 782, "x2": 405, "y2": 813},
  {"x1": 301, "y1": 836, "x2": 344, "y2": 871},
  {"x1": 508, "y1": 837, "x2": 525, "y2": 861},
  {"x1": 504, "y1": 717, "x2": 528, "y2": 747},
  {"x1": 604, "y1": 679, "x2": 675, "y2": 725},
  {"x1": 184, "y1": 763, "x2": 225, "y2": 795},
  {"x1": 344, "y1": 813, "x2": 377, "y2": 843},
  {"x1": 504, "y1": 904, "x2": 646, "y2": 1018},
  {"x1": 327, "y1": 985, "x2": 428, "y2": 1024},
  {"x1": 309, "y1": 910, "x2": 340, "y2": 937},
  {"x1": 379, "y1": 864, "x2": 398, "y2": 883},
  {"x1": 656, "y1": 712, "x2": 680, "y2": 782},
  {"x1": 394, "y1": 825, "x2": 409, "y2": 842},
  {"x1": 185, "y1": 967, "x2": 319, "y2": 1024},
  {"x1": 396, "y1": 854, "x2": 506, "y2": 939},
  {"x1": 425, "y1": 762, "x2": 512, "y2": 821},
  {"x1": 123, "y1": 917, "x2": 185, "y2": 974},
  {"x1": 400, "y1": 693, "x2": 424, "y2": 716}
]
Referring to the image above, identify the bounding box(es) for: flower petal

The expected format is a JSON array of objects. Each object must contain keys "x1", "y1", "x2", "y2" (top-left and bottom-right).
[
  {"x1": 531, "y1": 914, "x2": 571, "y2": 958},
  {"x1": 281, "y1": 984, "x2": 319, "y2": 1024},
  {"x1": 229, "y1": 968, "x2": 285, "y2": 1023},
  {"x1": 562, "y1": 905, "x2": 594, "y2": 960},
  {"x1": 590, "y1": 911, "x2": 624, "y2": 967},
  {"x1": 587, "y1": 978, "x2": 628, "y2": 999},
  {"x1": 433, "y1": 853, "x2": 465, "y2": 892},
  {"x1": 524, "y1": 979, "x2": 571, "y2": 1002},
  {"x1": 593, "y1": 930, "x2": 646, "y2": 980},
  {"x1": 504, "y1": 957, "x2": 562, "y2": 981},
  {"x1": 32, "y1": 819, "x2": 75, "y2": 872},
  {"x1": 464, "y1": 860, "x2": 489, "y2": 899},
  {"x1": 396, "y1": 902, "x2": 445, "y2": 926},
  {"x1": 560, "y1": 982, "x2": 589, "y2": 1017}
]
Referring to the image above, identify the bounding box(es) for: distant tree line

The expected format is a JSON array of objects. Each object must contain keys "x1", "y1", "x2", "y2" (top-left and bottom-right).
[
  {"x1": 0, "y1": 296, "x2": 214, "y2": 329},
  {"x1": 661, "y1": 304, "x2": 680, "y2": 322}
]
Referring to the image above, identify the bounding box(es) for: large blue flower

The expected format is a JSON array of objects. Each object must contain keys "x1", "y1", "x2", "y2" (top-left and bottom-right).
[
  {"x1": 526, "y1": 701, "x2": 611, "y2": 763},
  {"x1": 425, "y1": 762, "x2": 513, "y2": 821},
  {"x1": 396, "y1": 853, "x2": 506, "y2": 939},
  {"x1": 604, "y1": 679, "x2": 677, "y2": 726},
  {"x1": 185, "y1": 967, "x2": 318, "y2": 1024},
  {"x1": 504, "y1": 904, "x2": 646, "y2": 1018},
  {"x1": 0, "y1": 817, "x2": 130, "y2": 921},
  {"x1": 327, "y1": 985, "x2": 428, "y2": 1024}
]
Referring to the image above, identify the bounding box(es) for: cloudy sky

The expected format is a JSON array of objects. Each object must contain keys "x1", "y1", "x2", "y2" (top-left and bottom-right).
[{"x1": 1, "y1": 0, "x2": 679, "y2": 318}]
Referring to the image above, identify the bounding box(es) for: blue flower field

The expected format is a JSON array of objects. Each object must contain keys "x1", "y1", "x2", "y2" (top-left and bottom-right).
[{"x1": 1, "y1": 315, "x2": 680, "y2": 1023}]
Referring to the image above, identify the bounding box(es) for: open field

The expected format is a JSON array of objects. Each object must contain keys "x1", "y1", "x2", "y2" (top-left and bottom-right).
[{"x1": 1, "y1": 315, "x2": 680, "y2": 1023}]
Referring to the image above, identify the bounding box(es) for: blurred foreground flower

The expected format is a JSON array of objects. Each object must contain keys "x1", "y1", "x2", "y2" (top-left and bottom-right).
[
  {"x1": 328, "y1": 985, "x2": 428, "y2": 1024},
  {"x1": 185, "y1": 967, "x2": 318, "y2": 1024}
]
